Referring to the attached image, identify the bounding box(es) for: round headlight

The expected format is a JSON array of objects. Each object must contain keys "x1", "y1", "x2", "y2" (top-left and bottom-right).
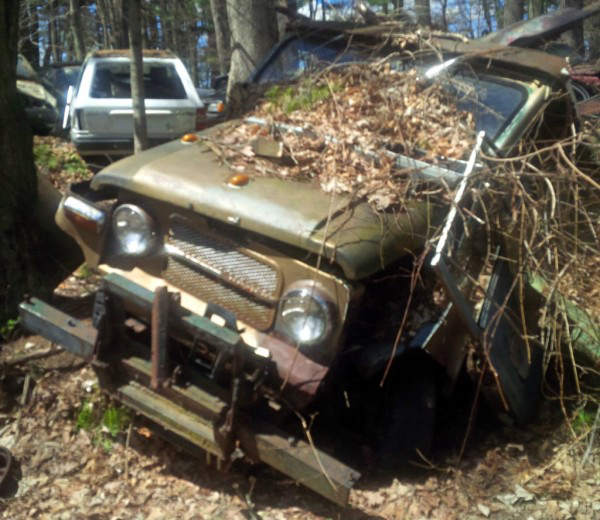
[
  {"x1": 279, "y1": 281, "x2": 335, "y2": 346},
  {"x1": 112, "y1": 204, "x2": 156, "y2": 256}
]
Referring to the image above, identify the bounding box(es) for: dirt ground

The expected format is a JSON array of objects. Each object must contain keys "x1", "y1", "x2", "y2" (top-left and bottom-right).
[{"x1": 1, "y1": 281, "x2": 599, "y2": 520}]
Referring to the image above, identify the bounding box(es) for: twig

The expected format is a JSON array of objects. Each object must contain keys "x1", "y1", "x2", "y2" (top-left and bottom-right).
[
  {"x1": 125, "y1": 421, "x2": 133, "y2": 480},
  {"x1": 581, "y1": 404, "x2": 600, "y2": 467},
  {"x1": 557, "y1": 142, "x2": 600, "y2": 191},
  {"x1": 292, "y1": 409, "x2": 338, "y2": 494},
  {"x1": 2, "y1": 346, "x2": 62, "y2": 367}
]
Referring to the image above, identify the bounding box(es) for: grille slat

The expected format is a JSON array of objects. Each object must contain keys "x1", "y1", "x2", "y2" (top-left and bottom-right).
[{"x1": 163, "y1": 218, "x2": 279, "y2": 330}]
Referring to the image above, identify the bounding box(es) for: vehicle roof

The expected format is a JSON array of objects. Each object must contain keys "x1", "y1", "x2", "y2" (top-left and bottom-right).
[
  {"x1": 88, "y1": 49, "x2": 178, "y2": 60},
  {"x1": 285, "y1": 19, "x2": 570, "y2": 85}
]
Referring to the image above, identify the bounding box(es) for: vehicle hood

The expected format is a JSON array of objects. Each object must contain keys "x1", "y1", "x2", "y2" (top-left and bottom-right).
[
  {"x1": 17, "y1": 79, "x2": 58, "y2": 107},
  {"x1": 91, "y1": 132, "x2": 441, "y2": 280}
]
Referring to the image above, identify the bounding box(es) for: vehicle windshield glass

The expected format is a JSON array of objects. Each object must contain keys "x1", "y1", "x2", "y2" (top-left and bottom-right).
[
  {"x1": 255, "y1": 36, "x2": 365, "y2": 84},
  {"x1": 255, "y1": 37, "x2": 527, "y2": 141},
  {"x1": 59, "y1": 66, "x2": 81, "y2": 87},
  {"x1": 90, "y1": 62, "x2": 187, "y2": 99},
  {"x1": 432, "y1": 69, "x2": 527, "y2": 140}
]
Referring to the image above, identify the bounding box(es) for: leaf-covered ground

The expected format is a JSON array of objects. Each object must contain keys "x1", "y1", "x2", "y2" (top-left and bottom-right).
[{"x1": 0, "y1": 322, "x2": 599, "y2": 519}]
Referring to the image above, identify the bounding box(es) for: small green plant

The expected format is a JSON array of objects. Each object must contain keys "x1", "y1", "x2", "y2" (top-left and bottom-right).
[
  {"x1": 75, "y1": 399, "x2": 96, "y2": 432},
  {"x1": 34, "y1": 143, "x2": 60, "y2": 170},
  {"x1": 0, "y1": 317, "x2": 21, "y2": 341},
  {"x1": 75, "y1": 263, "x2": 94, "y2": 279},
  {"x1": 102, "y1": 404, "x2": 131, "y2": 437},
  {"x1": 265, "y1": 80, "x2": 333, "y2": 114},
  {"x1": 63, "y1": 152, "x2": 89, "y2": 177},
  {"x1": 34, "y1": 143, "x2": 90, "y2": 178},
  {"x1": 573, "y1": 406, "x2": 598, "y2": 435},
  {"x1": 76, "y1": 393, "x2": 132, "y2": 452}
]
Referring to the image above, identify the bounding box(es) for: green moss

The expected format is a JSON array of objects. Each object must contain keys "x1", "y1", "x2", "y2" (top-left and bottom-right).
[{"x1": 265, "y1": 80, "x2": 334, "y2": 114}]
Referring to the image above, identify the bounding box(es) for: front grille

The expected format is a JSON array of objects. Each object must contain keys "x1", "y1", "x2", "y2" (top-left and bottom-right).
[{"x1": 163, "y1": 218, "x2": 280, "y2": 330}]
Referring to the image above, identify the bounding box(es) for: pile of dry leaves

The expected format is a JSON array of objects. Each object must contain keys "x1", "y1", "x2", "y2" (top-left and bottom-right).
[{"x1": 210, "y1": 63, "x2": 475, "y2": 210}]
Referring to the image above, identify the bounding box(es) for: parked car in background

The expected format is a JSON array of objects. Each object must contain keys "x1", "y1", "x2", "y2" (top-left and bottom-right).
[
  {"x1": 205, "y1": 74, "x2": 227, "y2": 122},
  {"x1": 196, "y1": 74, "x2": 227, "y2": 125},
  {"x1": 40, "y1": 61, "x2": 82, "y2": 126},
  {"x1": 68, "y1": 49, "x2": 205, "y2": 160},
  {"x1": 17, "y1": 54, "x2": 59, "y2": 135}
]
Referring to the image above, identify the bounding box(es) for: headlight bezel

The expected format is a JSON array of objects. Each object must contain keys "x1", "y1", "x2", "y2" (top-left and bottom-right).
[
  {"x1": 277, "y1": 280, "x2": 337, "y2": 349},
  {"x1": 111, "y1": 203, "x2": 158, "y2": 257}
]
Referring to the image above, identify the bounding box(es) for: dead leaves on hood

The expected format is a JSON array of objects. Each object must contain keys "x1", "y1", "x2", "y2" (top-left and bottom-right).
[{"x1": 210, "y1": 62, "x2": 474, "y2": 210}]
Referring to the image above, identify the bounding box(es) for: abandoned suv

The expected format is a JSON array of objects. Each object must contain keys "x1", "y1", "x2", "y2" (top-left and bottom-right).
[
  {"x1": 21, "y1": 19, "x2": 589, "y2": 505},
  {"x1": 68, "y1": 50, "x2": 204, "y2": 160}
]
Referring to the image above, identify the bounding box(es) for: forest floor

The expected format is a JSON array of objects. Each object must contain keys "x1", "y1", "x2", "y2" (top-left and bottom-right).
[
  {"x1": 0, "y1": 137, "x2": 598, "y2": 519},
  {"x1": 0, "y1": 323, "x2": 598, "y2": 520}
]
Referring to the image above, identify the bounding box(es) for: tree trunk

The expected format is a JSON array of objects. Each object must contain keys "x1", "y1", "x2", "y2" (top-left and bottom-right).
[
  {"x1": 482, "y1": 0, "x2": 494, "y2": 32},
  {"x1": 530, "y1": 0, "x2": 544, "y2": 18},
  {"x1": 560, "y1": 0, "x2": 584, "y2": 55},
  {"x1": 97, "y1": 0, "x2": 111, "y2": 48},
  {"x1": 20, "y1": 1, "x2": 39, "y2": 66},
  {"x1": 188, "y1": 24, "x2": 199, "y2": 86},
  {"x1": 127, "y1": 0, "x2": 148, "y2": 153},
  {"x1": 142, "y1": 2, "x2": 150, "y2": 48},
  {"x1": 0, "y1": 0, "x2": 45, "y2": 323},
  {"x1": 586, "y1": 12, "x2": 600, "y2": 61},
  {"x1": 48, "y1": 0, "x2": 59, "y2": 62},
  {"x1": 277, "y1": 0, "x2": 297, "y2": 39},
  {"x1": 226, "y1": 0, "x2": 278, "y2": 114},
  {"x1": 145, "y1": 6, "x2": 159, "y2": 48},
  {"x1": 69, "y1": 0, "x2": 86, "y2": 61},
  {"x1": 209, "y1": 0, "x2": 231, "y2": 75},
  {"x1": 504, "y1": 0, "x2": 524, "y2": 27},
  {"x1": 101, "y1": 0, "x2": 128, "y2": 48},
  {"x1": 414, "y1": 0, "x2": 431, "y2": 26},
  {"x1": 440, "y1": 0, "x2": 448, "y2": 30}
]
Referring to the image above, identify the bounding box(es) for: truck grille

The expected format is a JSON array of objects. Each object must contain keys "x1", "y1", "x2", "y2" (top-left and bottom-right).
[{"x1": 163, "y1": 218, "x2": 280, "y2": 330}]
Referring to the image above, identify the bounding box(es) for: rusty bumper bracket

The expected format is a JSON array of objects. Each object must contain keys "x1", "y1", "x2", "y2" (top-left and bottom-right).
[
  {"x1": 19, "y1": 274, "x2": 360, "y2": 506},
  {"x1": 19, "y1": 297, "x2": 96, "y2": 359},
  {"x1": 151, "y1": 286, "x2": 171, "y2": 389}
]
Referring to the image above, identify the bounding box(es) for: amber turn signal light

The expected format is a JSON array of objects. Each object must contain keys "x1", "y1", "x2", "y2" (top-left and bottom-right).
[
  {"x1": 181, "y1": 133, "x2": 199, "y2": 143},
  {"x1": 227, "y1": 173, "x2": 250, "y2": 187}
]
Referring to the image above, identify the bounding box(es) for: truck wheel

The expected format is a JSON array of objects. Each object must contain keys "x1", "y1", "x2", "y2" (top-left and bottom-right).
[{"x1": 377, "y1": 362, "x2": 437, "y2": 472}]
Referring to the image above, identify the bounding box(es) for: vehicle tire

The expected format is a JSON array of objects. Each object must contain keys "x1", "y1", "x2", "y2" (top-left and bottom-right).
[{"x1": 377, "y1": 359, "x2": 437, "y2": 472}]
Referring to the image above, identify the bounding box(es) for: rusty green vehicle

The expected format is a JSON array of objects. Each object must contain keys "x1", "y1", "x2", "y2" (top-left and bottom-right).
[{"x1": 20, "y1": 19, "x2": 585, "y2": 505}]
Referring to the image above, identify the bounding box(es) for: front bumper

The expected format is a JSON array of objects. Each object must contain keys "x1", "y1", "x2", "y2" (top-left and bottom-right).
[{"x1": 19, "y1": 272, "x2": 359, "y2": 506}]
